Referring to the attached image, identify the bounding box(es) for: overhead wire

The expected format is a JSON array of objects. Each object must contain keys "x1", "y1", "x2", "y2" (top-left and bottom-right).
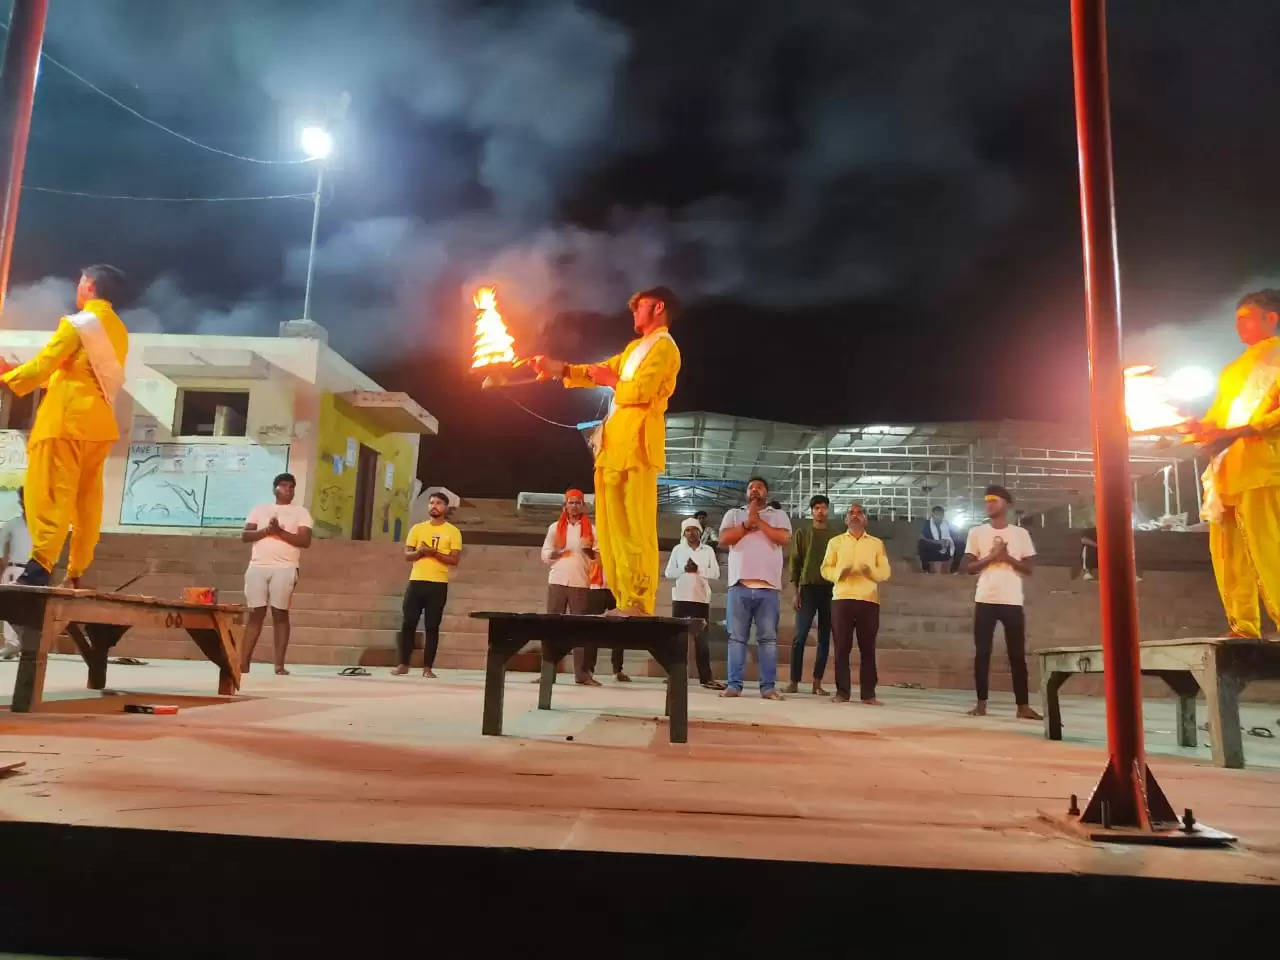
[
  {"x1": 0, "y1": 22, "x2": 314, "y2": 165},
  {"x1": 24, "y1": 186, "x2": 314, "y2": 202}
]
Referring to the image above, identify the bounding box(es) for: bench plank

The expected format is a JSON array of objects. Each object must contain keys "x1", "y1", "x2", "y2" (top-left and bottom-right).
[{"x1": 1037, "y1": 637, "x2": 1280, "y2": 768}]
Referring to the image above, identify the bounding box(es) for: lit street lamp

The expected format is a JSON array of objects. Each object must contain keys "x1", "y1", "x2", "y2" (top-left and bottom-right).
[{"x1": 300, "y1": 125, "x2": 333, "y2": 323}]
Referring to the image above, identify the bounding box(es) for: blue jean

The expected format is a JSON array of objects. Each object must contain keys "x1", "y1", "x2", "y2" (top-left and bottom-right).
[{"x1": 726, "y1": 584, "x2": 780, "y2": 693}]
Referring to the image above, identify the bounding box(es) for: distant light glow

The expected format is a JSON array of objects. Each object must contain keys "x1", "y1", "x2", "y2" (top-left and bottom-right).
[
  {"x1": 950, "y1": 513, "x2": 969, "y2": 530},
  {"x1": 300, "y1": 126, "x2": 333, "y2": 160},
  {"x1": 1167, "y1": 365, "x2": 1216, "y2": 402}
]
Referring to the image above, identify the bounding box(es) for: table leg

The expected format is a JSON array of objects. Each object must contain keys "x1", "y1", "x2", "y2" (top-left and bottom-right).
[
  {"x1": 1041, "y1": 670, "x2": 1067, "y2": 740},
  {"x1": 1198, "y1": 655, "x2": 1244, "y2": 769},
  {"x1": 12, "y1": 608, "x2": 61, "y2": 713},
  {"x1": 667, "y1": 638, "x2": 689, "y2": 744},
  {"x1": 1156, "y1": 671, "x2": 1200, "y2": 749},
  {"x1": 538, "y1": 644, "x2": 561, "y2": 711},
  {"x1": 483, "y1": 631, "x2": 518, "y2": 736}
]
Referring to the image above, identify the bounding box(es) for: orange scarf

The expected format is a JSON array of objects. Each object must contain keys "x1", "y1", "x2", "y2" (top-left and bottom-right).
[{"x1": 554, "y1": 489, "x2": 593, "y2": 550}]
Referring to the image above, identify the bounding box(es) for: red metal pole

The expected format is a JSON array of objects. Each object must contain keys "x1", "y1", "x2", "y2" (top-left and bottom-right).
[
  {"x1": 1070, "y1": 0, "x2": 1174, "y2": 828},
  {"x1": 0, "y1": 0, "x2": 48, "y2": 310}
]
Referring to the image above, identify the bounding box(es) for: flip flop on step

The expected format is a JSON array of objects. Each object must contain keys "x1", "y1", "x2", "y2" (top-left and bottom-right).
[
  {"x1": 109, "y1": 657, "x2": 147, "y2": 666},
  {"x1": 338, "y1": 667, "x2": 371, "y2": 677}
]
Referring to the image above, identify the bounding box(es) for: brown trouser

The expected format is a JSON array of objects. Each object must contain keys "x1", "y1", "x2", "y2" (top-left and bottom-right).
[
  {"x1": 546, "y1": 584, "x2": 598, "y2": 681},
  {"x1": 831, "y1": 598, "x2": 880, "y2": 701}
]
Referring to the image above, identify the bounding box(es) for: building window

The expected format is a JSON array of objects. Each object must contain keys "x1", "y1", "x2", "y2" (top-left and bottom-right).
[{"x1": 177, "y1": 390, "x2": 249, "y2": 437}]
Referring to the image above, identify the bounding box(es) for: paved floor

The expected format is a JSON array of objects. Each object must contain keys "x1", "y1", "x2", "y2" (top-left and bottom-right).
[{"x1": 1, "y1": 656, "x2": 1277, "y2": 886}]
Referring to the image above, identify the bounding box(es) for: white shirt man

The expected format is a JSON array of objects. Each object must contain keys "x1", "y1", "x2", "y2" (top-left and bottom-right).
[
  {"x1": 665, "y1": 517, "x2": 720, "y2": 606},
  {"x1": 664, "y1": 516, "x2": 726, "y2": 689},
  {"x1": 0, "y1": 494, "x2": 31, "y2": 657},
  {"x1": 540, "y1": 489, "x2": 598, "y2": 684},
  {"x1": 962, "y1": 485, "x2": 1041, "y2": 721},
  {"x1": 239, "y1": 473, "x2": 313, "y2": 676}
]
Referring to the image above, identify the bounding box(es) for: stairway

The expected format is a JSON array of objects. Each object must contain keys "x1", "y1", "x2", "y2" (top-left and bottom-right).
[{"x1": 79, "y1": 532, "x2": 1244, "y2": 697}]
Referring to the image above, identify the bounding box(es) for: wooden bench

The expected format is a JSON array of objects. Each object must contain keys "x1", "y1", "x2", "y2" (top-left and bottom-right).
[
  {"x1": 471, "y1": 611, "x2": 696, "y2": 743},
  {"x1": 1, "y1": 585, "x2": 243, "y2": 712},
  {"x1": 1038, "y1": 638, "x2": 1280, "y2": 768}
]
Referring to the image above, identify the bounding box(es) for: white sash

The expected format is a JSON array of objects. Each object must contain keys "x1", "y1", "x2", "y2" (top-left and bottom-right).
[
  {"x1": 1200, "y1": 341, "x2": 1280, "y2": 523},
  {"x1": 67, "y1": 309, "x2": 124, "y2": 410},
  {"x1": 608, "y1": 329, "x2": 673, "y2": 418}
]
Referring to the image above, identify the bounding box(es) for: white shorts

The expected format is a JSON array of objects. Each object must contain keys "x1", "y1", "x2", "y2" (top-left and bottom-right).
[{"x1": 244, "y1": 565, "x2": 299, "y2": 610}]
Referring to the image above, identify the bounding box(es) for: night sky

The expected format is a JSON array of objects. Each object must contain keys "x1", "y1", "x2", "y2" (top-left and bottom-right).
[{"x1": 6, "y1": 1, "x2": 1280, "y2": 496}]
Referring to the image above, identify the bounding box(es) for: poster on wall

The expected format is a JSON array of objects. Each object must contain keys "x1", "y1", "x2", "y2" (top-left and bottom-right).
[
  {"x1": 0, "y1": 430, "x2": 27, "y2": 520},
  {"x1": 120, "y1": 442, "x2": 290, "y2": 528}
]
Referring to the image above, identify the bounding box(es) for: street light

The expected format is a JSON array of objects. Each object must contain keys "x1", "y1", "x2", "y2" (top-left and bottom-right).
[{"x1": 300, "y1": 125, "x2": 332, "y2": 322}]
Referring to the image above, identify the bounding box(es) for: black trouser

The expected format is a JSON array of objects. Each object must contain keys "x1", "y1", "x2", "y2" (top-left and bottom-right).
[
  {"x1": 831, "y1": 598, "x2": 879, "y2": 700},
  {"x1": 918, "y1": 543, "x2": 952, "y2": 572},
  {"x1": 586, "y1": 588, "x2": 625, "y2": 672},
  {"x1": 790, "y1": 582, "x2": 832, "y2": 683},
  {"x1": 672, "y1": 600, "x2": 716, "y2": 684},
  {"x1": 546, "y1": 584, "x2": 593, "y2": 679},
  {"x1": 398, "y1": 580, "x2": 448, "y2": 668},
  {"x1": 973, "y1": 602, "x2": 1029, "y2": 704}
]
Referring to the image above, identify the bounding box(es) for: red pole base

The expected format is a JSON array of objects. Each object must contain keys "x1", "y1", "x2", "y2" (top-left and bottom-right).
[{"x1": 1080, "y1": 756, "x2": 1177, "y2": 829}]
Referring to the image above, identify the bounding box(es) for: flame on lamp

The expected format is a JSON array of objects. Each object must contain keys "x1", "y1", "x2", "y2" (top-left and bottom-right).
[
  {"x1": 471, "y1": 286, "x2": 516, "y2": 369},
  {"x1": 1123, "y1": 365, "x2": 1188, "y2": 433}
]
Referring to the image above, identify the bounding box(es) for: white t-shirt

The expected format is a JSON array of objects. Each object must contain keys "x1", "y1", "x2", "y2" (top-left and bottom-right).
[
  {"x1": 964, "y1": 523, "x2": 1036, "y2": 606},
  {"x1": 246, "y1": 503, "x2": 314, "y2": 568},
  {"x1": 0, "y1": 514, "x2": 31, "y2": 568}
]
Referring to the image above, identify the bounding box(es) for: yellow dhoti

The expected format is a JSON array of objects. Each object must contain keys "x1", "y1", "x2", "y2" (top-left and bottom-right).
[
  {"x1": 595, "y1": 464, "x2": 659, "y2": 613},
  {"x1": 1210, "y1": 489, "x2": 1280, "y2": 638},
  {"x1": 25, "y1": 438, "x2": 113, "y2": 579}
]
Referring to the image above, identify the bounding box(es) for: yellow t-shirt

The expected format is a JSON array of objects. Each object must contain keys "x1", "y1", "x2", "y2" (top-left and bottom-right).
[{"x1": 407, "y1": 521, "x2": 462, "y2": 582}]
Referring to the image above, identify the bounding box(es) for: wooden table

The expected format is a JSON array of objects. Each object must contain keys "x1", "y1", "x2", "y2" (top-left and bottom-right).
[
  {"x1": 1038, "y1": 637, "x2": 1280, "y2": 768},
  {"x1": 471, "y1": 612, "x2": 697, "y2": 743},
  {"x1": 1, "y1": 585, "x2": 243, "y2": 712}
]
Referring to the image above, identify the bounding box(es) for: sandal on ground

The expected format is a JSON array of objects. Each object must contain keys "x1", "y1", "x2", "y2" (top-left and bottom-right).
[
  {"x1": 338, "y1": 667, "x2": 371, "y2": 677},
  {"x1": 701, "y1": 680, "x2": 727, "y2": 690}
]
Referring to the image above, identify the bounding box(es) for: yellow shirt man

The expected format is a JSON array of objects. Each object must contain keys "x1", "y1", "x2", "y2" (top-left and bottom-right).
[
  {"x1": 820, "y1": 530, "x2": 892, "y2": 602},
  {"x1": 1195, "y1": 298, "x2": 1280, "y2": 638},
  {"x1": 0, "y1": 267, "x2": 128, "y2": 585},
  {"x1": 818, "y1": 504, "x2": 891, "y2": 703},
  {"x1": 406, "y1": 520, "x2": 463, "y2": 582},
  {"x1": 534, "y1": 287, "x2": 681, "y2": 615}
]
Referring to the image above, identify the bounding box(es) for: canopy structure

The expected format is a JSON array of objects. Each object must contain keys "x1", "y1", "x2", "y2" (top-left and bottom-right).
[{"x1": 660, "y1": 411, "x2": 1198, "y2": 521}]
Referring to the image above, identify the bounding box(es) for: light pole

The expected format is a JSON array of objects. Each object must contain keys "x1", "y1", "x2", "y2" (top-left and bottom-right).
[{"x1": 299, "y1": 125, "x2": 333, "y2": 323}]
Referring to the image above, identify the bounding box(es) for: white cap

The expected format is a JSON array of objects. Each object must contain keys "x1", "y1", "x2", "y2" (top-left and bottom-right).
[{"x1": 680, "y1": 517, "x2": 702, "y2": 532}]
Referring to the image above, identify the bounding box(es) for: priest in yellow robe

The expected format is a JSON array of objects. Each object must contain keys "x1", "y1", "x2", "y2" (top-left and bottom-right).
[
  {"x1": 1189, "y1": 288, "x2": 1280, "y2": 638},
  {"x1": 0, "y1": 265, "x2": 128, "y2": 587},
  {"x1": 531, "y1": 287, "x2": 681, "y2": 615}
]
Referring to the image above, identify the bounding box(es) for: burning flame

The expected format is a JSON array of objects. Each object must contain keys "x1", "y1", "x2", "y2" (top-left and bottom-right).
[
  {"x1": 471, "y1": 286, "x2": 516, "y2": 369},
  {"x1": 1124, "y1": 365, "x2": 1188, "y2": 433}
]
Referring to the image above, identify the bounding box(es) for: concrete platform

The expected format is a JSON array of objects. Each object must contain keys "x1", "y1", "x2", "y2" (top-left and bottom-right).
[{"x1": 1, "y1": 656, "x2": 1277, "y2": 886}]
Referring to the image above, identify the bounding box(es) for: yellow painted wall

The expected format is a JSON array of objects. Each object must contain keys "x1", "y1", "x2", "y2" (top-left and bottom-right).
[{"x1": 310, "y1": 394, "x2": 418, "y2": 541}]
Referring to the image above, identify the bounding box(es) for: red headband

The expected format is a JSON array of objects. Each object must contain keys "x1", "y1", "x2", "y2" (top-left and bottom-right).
[{"x1": 565, "y1": 489, "x2": 584, "y2": 500}]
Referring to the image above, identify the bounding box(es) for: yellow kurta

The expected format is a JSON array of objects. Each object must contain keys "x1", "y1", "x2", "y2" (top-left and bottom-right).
[
  {"x1": 1200, "y1": 338, "x2": 1280, "y2": 637},
  {"x1": 2, "y1": 299, "x2": 128, "y2": 577},
  {"x1": 563, "y1": 332, "x2": 680, "y2": 613},
  {"x1": 819, "y1": 531, "x2": 892, "y2": 603}
]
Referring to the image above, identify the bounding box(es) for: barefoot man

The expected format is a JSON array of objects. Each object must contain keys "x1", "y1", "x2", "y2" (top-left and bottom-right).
[
  {"x1": 962, "y1": 485, "x2": 1042, "y2": 720},
  {"x1": 0, "y1": 265, "x2": 128, "y2": 587},
  {"x1": 530, "y1": 287, "x2": 681, "y2": 616},
  {"x1": 1185, "y1": 288, "x2": 1280, "y2": 638}
]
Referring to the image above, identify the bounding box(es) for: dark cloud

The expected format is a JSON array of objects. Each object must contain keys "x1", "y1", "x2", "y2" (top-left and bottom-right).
[{"x1": 5, "y1": 1, "x2": 1280, "y2": 494}]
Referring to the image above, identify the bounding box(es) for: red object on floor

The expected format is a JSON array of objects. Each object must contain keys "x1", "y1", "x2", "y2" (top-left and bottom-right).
[{"x1": 124, "y1": 704, "x2": 179, "y2": 715}]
